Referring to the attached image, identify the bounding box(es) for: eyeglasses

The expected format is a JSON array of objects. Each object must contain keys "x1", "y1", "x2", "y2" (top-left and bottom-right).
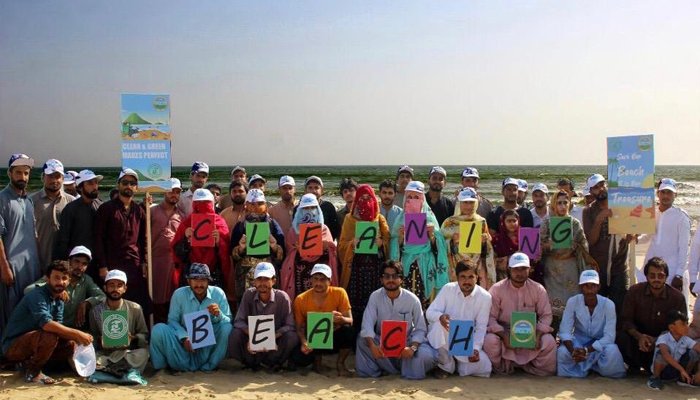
[
  {"x1": 120, "y1": 180, "x2": 137, "y2": 187},
  {"x1": 382, "y1": 273, "x2": 401, "y2": 280}
]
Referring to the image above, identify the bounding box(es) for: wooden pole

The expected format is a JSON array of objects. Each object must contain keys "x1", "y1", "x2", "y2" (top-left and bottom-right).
[
  {"x1": 629, "y1": 240, "x2": 637, "y2": 286},
  {"x1": 146, "y1": 189, "x2": 154, "y2": 329}
]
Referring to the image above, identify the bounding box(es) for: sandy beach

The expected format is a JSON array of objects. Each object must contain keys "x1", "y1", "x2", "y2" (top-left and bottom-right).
[{"x1": 2, "y1": 245, "x2": 697, "y2": 400}]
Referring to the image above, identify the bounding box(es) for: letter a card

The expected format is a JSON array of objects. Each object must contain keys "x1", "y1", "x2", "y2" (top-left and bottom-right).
[{"x1": 307, "y1": 312, "x2": 333, "y2": 349}]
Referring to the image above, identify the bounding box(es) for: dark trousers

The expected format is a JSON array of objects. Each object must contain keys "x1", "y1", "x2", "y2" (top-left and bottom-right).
[
  {"x1": 616, "y1": 330, "x2": 654, "y2": 372},
  {"x1": 599, "y1": 273, "x2": 629, "y2": 319},
  {"x1": 5, "y1": 330, "x2": 75, "y2": 375},
  {"x1": 228, "y1": 328, "x2": 299, "y2": 367},
  {"x1": 291, "y1": 325, "x2": 355, "y2": 367}
]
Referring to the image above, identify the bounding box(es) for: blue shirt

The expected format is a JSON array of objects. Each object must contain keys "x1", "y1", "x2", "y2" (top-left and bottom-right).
[
  {"x1": 380, "y1": 204, "x2": 402, "y2": 232},
  {"x1": 558, "y1": 294, "x2": 616, "y2": 352},
  {"x1": 167, "y1": 286, "x2": 232, "y2": 341},
  {"x1": 1, "y1": 284, "x2": 63, "y2": 355},
  {"x1": 361, "y1": 288, "x2": 427, "y2": 344}
]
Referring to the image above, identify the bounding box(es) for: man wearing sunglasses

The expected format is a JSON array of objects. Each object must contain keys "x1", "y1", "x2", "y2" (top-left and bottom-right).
[
  {"x1": 94, "y1": 169, "x2": 151, "y2": 315},
  {"x1": 636, "y1": 178, "x2": 691, "y2": 306},
  {"x1": 355, "y1": 260, "x2": 435, "y2": 380}
]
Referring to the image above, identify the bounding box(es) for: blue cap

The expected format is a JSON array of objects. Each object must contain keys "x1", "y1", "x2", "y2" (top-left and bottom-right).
[
  {"x1": 187, "y1": 263, "x2": 213, "y2": 281},
  {"x1": 461, "y1": 167, "x2": 479, "y2": 179},
  {"x1": 191, "y1": 161, "x2": 209, "y2": 175}
]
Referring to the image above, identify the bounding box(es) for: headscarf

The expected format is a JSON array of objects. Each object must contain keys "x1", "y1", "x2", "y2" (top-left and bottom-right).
[
  {"x1": 351, "y1": 184, "x2": 379, "y2": 222},
  {"x1": 441, "y1": 197, "x2": 496, "y2": 284},
  {"x1": 292, "y1": 199, "x2": 324, "y2": 233},
  {"x1": 491, "y1": 209, "x2": 520, "y2": 257},
  {"x1": 550, "y1": 189, "x2": 571, "y2": 217},
  {"x1": 171, "y1": 198, "x2": 231, "y2": 287},
  {"x1": 389, "y1": 184, "x2": 450, "y2": 298}
]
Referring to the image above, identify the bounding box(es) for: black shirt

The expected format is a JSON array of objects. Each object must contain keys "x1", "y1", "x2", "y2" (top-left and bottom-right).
[
  {"x1": 486, "y1": 205, "x2": 534, "y2": 233},
  {"x1": 53, "y1": 197, "x2": 103, "y2": 260},
  {"x1": 427, "y1": 194, "x2": 455, "y2": 227}
]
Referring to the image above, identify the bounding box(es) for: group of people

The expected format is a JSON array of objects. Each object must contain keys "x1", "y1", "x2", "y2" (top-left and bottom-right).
[{"x1": 2, "y1": 154, "x2": 700, "y2": 391}]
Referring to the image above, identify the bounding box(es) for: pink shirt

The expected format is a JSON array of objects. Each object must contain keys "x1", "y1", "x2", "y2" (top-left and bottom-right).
[{"x1": 150, "y1": 203, "x2": 185, "y2": 304}]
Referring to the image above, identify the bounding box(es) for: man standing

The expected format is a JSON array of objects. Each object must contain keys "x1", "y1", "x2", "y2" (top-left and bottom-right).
[
  {"x1": 150, "y1": 263, "x2": 232, "y2": 372},
  {"x1": 294, "y1": 176, "x2": 341, "y2": 240},
  {"x1": 637, "y1": 178, "x2": 692, "y2": 304},
  {"x1": 218, "y1": 166, "x2": 247, "y2": 210},
  {"x1": 94, "y1": 169, "x2": 149, "y2": 311},
  {"x1": 228, "y1": 262, "x2": 298, "y2": 371},
  {"x1": 88, "y1": 269, "x2": 149, "y2": 374},
  {"x1": 148, "y1": 178, "x2": 186, "y2": 323},
  {"x1": 394, "y1": 165, "x2": 414, "y2": 208},
  {"x1": 460, "y1": 167, "x2": 492, "y2": 219},
  {"x1": 25, "y1": 246, "x2": 105, "y2": 329},
  {"x1": 483, "y1": 253, "x2": 557, "y2": 376},
  {"x1": 517, "y1": 179, "x2": 529, "y2": 209},
  {"x1": 336, "y1": 178, "x2": 358, "y2": 227},
  {"x1": 529, "y1": 183, "x2": 549, "y2": 229},
  {"x1": 426, "y1": 166, "x2": 455, "y2": 227},
  {"x1": 557, "y1": 270, "x2": 626, "y2": 378},
  {"x1": 31, "y1": 159, "x2": 75, "y2": 268},
  {"x1": 53, "y1": 169, "x2": 104, "y2": 280},
  {"x1": 205, "y1": 183, "x2": 223, "y2": 214},
  {"x1": 486, "y1": 178, "x2": 534, "y2": 235},
  {"x1": 617, "y1": 257, "x2": 686, "y2": 374},
  {"x1": 378, "y1": 179, "x2": 402, "y2": 231},
  {"x1": 356, "y1": 260, "x2": 435, "y2": 380},
  {"x1": 177, "y1": 161, "x2": 209, "y2": 216},
  {"x1": 582, "y1": 174, "x2": 632, "y2": 315},
  {"x1": 292, "y1": 264, "x2": 354, "y2": 376},
  {"x1": 427, "y1": 260, "x2": 492, "y2": 378},
  {"x1": 221, "y1": 180, "x2": 248, "y2": 232},
  {"x1": 1, "y1": 261, "x2": 93, "y2": 384},
  {"x1": 268, "y1": 176, "x2": 297, "y2": 235},
  {"x1": 1, "y1": 154, "x2": 41, "y2": 331},
  {"x1": 63, "y1": 171, "x2": 79, "y2": 197}
]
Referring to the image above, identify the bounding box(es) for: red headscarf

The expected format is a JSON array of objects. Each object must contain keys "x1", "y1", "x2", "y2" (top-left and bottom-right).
[
  {"x1": 351, "y1": 184, "x2": 379, "y2": 221},
  {"x1": 491, "y1": 209, "x2": 520, "y2": 257},
  {"x1": 171, "y1": 200, "x2": 231, "y2": 287}
]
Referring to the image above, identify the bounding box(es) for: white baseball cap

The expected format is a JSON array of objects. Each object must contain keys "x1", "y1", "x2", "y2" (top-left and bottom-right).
[
  {"x1": 193, "y1": 188, "x2": 215, "y2": 202},
  {"x1": 231, "y1": 166, "x2": 246, "y2": 175},
  {"x1": 248, "y1": 174, "x2": 266, "y2": 186},
  {"x1": 191, "y1": 161, "x2": 209, "y2": 175},
  {"x1": 76, "y1": 169, "x2": 104, "y2": 186},
  {"x1": 502, "y1": 177, "x2": 519, "y2": 188},
  {"x1": 405, "y1": 181, "x2": 425, "y2": 193},
  {"x1": 42, "y1": 159, "x2": 65, "y2": 176},
  {"x1": 169, "y1": 178, "x2": 182, "y2": 190},
  {"x1": 579, "y1": 270, "x2": 600, "y2": 285},
  {"x1": 658, "y1": 178, "x2": 678, "y2": 193},
  {"x1": 118, "y1": 168, "x2": 139, "y2": 182},
  {"x1": 532, "y1": 183, "x2": 549, "y2": 195},
  {"x1": 517, "y1": 179, "x2": 528, "y2": 192},
  {"x1": 69, "y1": 245, "x2": 92, "y2": 261},
  {"x1": 586, "y1": 174, "x2": 606, "y2": 189},
  {"x1": 304, "y1": 175, "x2": 324, "y2": 188},
  {"x1": 254, "y1": 262, "x2": 276, "y2": 279},
  {"x1": 245, "y1": 188, "x2": 266, "y2": 203},
  {"x1": 508, "y1": 252, "x2": 530, "y2": 268},
  {"x1": 299, "y1": 193, "x2": 319, "y2": 208},
  {"x1": 63, "y1": 170, "x2": 78, "y2": 185},
  {"x1": 457, "y1": 187, "x2": 478, "y2": 202},
  {"x1": 397, "y1": 165, "x2": 414, "y2": 177},
  {"x1": 583, "y1": 186, "x2": 591, "y2": 197},
  {"x1": 278, "y1": 175, "x2": 295, "y2": 188},
  {"x1": 429, "y1": 166, "x2": 447, "y2": 177},
  {"x1": 8, "y1": 153, "x2": 34, "y2": 168},
  {"x1": 310, "y1": 263, "x2": 332, "y2": 279},
  {"x1": 461, "y1": 167, "x2": 479, "y2": 179},
  {"x1": 104, "y1": 269, "x2": 128, "y2": 284}
]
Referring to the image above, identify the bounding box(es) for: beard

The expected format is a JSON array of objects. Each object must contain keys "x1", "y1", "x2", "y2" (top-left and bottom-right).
[
  {"x1": 107, "y1": 291, "x2": 123, "y2": 301},
  {"x1": 595, "y1": 191, "x2": 608, "y2": 201},
  {"x1": 11, "y1": 179, "x2": 27, "y2": 190},
  {"x1": 430, "y1": 183, "x2": 443, "y2": 192},
  {"x1": 83, "y1": 189, "x2": 99, "y2": 199},
  {"x1": 119, "y1": 188, "x2": 134, "y2": 198},
  {"x1": 232, "y1": 197, "x2": 245, "y2": 205}
]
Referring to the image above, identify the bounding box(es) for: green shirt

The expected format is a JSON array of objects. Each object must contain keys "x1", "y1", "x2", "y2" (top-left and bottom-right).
[{"x1": 24, "y1": 274, "x2": 104, "y2": 328}]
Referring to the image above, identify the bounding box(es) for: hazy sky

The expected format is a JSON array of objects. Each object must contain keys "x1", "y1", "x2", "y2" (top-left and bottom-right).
[{"x1": 1, "y1": 1, "x2": 699, "y2": 167}]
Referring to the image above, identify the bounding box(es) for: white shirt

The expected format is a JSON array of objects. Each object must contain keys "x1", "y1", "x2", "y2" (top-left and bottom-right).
[
  {"x1": 426, "y1": 282, "x2": 492, "y2": 351},
  {"x1": 529, "y1": 206, "x2": 549, "y2": 229},
  {"x1": 637, "y1": 206, "x2": 691, "y2": 281},
  {"x1": 689, "y1": 229, "x2": 700, "y2": 289},
  {"x1": 570, "y1": 205, "x2": 583, "y2": 226},
  {"x1": 176, "y1": 188, "x2": 195, "y2": 216},
  {"x1": 652, "y1": 331, "x2": 697, "y2": 366}
]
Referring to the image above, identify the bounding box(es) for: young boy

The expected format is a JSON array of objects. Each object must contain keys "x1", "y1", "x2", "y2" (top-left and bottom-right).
[{"x1": 647, "y1": 310, "x2": 700, "y2": 390}]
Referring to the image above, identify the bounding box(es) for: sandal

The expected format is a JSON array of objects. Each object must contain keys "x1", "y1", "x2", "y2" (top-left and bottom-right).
[{"x1": 24, "y1": 372, "x2": 58, "y2": 384}]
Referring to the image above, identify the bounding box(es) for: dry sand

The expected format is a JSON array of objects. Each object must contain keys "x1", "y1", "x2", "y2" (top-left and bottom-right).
[{"x1": 3, "y1": 245, "x2": 698, "y2": 400}]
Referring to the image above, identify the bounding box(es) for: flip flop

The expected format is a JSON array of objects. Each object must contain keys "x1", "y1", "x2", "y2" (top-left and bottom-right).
[{"x1": 24, "y1": 372, "x2": 58, "y2": 385}]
